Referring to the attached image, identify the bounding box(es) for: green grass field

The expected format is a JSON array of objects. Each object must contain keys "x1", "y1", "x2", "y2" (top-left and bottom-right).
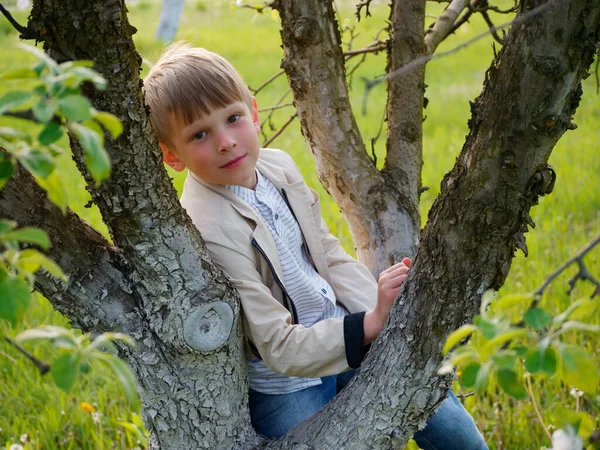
[{"x1": 0, "y1": 0, "x2": 598, "y2": 448}]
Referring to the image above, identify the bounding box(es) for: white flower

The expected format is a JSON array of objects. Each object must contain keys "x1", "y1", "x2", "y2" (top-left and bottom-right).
[
  {"x1": 569, "y1": 388, "x2": 584, "y2": 398},
  {"x1": 549, "y1": 428, "x2": 583, "y2": 450},
  {"x1": 92, "y1": 411, "x2": 102, "y2": 423},
  {"x1": 16, "y1": 0, "x2": 30, "y2": 10},
  {"x1": 10, "y1": 444, "x2": 24, "y2": 450},
  {"x1": 19, "y1": 433, "x2": 28, "y2": 442}
]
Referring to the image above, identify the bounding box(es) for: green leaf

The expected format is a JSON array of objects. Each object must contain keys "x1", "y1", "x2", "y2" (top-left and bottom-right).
[
  {"x1": 559, "y1": 344, "x2": 599, "y2": 394},
  {"x1": 474, "y1": 316, "x2": 498, "y2": 339},
  {"x1": 482, "y1": 328, "x2": 529, "y2": 354},
  {"x1": 0, "y1": 276, "x2": 31, "y2": 326},
  {"x1": 496, "y1": 368, "x2": 527, "y2": 400},
  {"x1": 2, "y1": 227, "x2": 49, "y2": 249},
  {"x1": 0, "y1": 90, "x2": 32, "y2": 115},
  {"x1": 18, "y1": 249, "x2": 67, "y2": 281},
  {"x1": 16, "y1": 325, "x2": 76, "y2": 344},
  {"x1": 58, "y1": 95, "x2": 92, "y2": 121},
  {"x1": 34, "y1": 170, "x2": 68, "y2": 213},
  {"x1": 566, "y1": 297, "x2": 596, "y2": 321},
  {"x1": 491, "y1": 350, "x2": 518, "y2": 369},
  {"x1": 32, "y1": 99, "x2": 58, "y2": 123},
  {"x1": 38, "y1": 123, "x2": 65, "y2": 145},
  {"x1": 443, "y1": 324, "x2": 477, "y2": 355},
  {"x1": 493, "y1": 293, "x2": 533, "y2": 311},
  {"x1": 523, "y1": 307, "x2": 552, "y2": 330},
  {"x1": 81, "y1": 119, "x2": 105, "y2": 146},
  {"x1": 87, "y1": 332, "x2": 135, "y2": 353},
  {"x1": 94, "y1": 112, "x2": 123, "y2": 138},
  {"x1": 18, "y1": 148, "x2": 55, "y2": 178},
  {"x1": 474, "y1": 362, "x2": 491, "y2": 393},
  {"x1": 51, "y1": 351, "x2": 80, "y2": 391},
  {"x1": 71, "y1": 123, "x2": 111, "y2": 184},
  {"x1": 525, "y1": 345, "x2": 558, "y2": 376},
  {"x1": 17, "y1": 43, "x2": 57, "y2": 69},
  {"x1": 553, "y1": 298, "x2": 594, "y2": 326},
  {"x1": 480, "y1": 290, "x2": 495, "y2": 316},
  {"x1": 559, "y1": 320, "x2": 600, "y2": 335},
  {"x1": 459, "y1": 361, "x2": 481, "y2": 388},
  {"x1": 0, "y1": 220, "x2": 16, "y2": 234},
  {"x1": 0, "y1": 158, "x2": 14, "y2": 187},
  {"x1": 67, "y1": 66, "x2": 107, "y2": 90},
  {"x1": 550, "y1": 406, "x2": 596, "y2": 437},
  {"x1": 514, "y1": 345, "x2": 529, "y2": 357},
  {"x1": 0, "y1": 126, "x2": 31, "y2": 143},
  {"x1": 96, "y1": 352, "x2": 138, "y2": 403},
  {"x1": 0, "y1": 68, "x2": 38, "y2": 81}
]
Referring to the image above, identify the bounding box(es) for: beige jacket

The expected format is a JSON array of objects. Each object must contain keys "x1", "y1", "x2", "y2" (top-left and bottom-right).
[{"x1": 180, "y1": 148, "x2": 377, "y2": 378}]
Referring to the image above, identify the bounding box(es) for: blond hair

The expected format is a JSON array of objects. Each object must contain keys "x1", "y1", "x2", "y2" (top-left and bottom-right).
[{"x1": 143, "y1": 42, "x2": 252, "y2": 145}]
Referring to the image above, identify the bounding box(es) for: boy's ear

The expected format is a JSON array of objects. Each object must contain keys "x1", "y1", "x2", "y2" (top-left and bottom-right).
[
  {"x1": 159, "y1": 143, "x2": 186, "y2": 172},
  {"x1": 251, "y1": 97, "x2": 260, "y2": 133}
]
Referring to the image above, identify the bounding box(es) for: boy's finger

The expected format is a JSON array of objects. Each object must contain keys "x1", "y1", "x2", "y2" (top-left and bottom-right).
[{"x1": 402, "y1": 257, "x2": 412, "y2": 268}]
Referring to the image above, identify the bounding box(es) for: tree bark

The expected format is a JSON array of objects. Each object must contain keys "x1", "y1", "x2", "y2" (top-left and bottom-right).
[
  {"x1": 156, "y1": 0, "x2": 185, "y2": 42},
  {"x1": 265, "y1": 0, "x2": 600, "y2": 448},
  {"x1": 384, "y1": 0, "x2": 427, "y2": 256},
  {"x1": 3, "y1": 0, "x2": 597, "y2": 448},
  {"x1": 275, "y1": 0, "x2": 420, "y2": 277},
  {"x1": 25, "y1": 1, "x2": 261, "y2": 448}
]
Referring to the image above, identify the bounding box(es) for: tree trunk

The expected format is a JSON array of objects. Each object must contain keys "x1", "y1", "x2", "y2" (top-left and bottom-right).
[
  {"x1": 24, "y1": 0, "x2": 260, "y2": 448},
  {"x1": 274, "y1": 0, "x2": 421, "y2": 277},
  {"x1": 2, "y1": 0, "x2": 596, "y2": 448},
  {"x1": 156, "y1": 0, "x2": 185, "y2": 42}
]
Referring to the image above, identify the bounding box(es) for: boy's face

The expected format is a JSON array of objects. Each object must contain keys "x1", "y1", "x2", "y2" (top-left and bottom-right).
[{"x1": 160, "y1": 98, "x2": 261, "y2": 189}]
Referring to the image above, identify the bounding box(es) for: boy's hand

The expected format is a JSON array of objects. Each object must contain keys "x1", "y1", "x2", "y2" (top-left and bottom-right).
[{"x1": 364, "y1": 257, "x2": 412, "y2": 345}]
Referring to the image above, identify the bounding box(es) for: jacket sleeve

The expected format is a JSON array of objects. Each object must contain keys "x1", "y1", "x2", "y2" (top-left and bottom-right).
[{"x1": 202, "y1": 224, "x2": 364, "y2": 378}]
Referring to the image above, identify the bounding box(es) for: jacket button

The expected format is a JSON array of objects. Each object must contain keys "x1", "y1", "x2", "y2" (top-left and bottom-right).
[
  {"x1": 274, "y1": 213, "x2": 279, "y2": 220},
  {"x1": 321, "y1": 288, "x2": 327, "y2": 294}
]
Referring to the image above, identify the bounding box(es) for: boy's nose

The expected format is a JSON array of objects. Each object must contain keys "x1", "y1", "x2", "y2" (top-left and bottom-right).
[{"x1": 216, "y1": 131, "x2": 235, "y2": 153}]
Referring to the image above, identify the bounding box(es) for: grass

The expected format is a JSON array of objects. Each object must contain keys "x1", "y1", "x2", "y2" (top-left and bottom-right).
[{"x1": 0, "y1": 0, "x2": 598, "y2": 448}]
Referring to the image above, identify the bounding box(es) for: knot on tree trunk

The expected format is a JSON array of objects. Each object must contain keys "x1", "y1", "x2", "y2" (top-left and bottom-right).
[
  {"x1": 291, "y1": 17, "x2": 323, "y2": 45},
  {"x1": 182, "y1": 301, "x2": 234, "y2": 352}
]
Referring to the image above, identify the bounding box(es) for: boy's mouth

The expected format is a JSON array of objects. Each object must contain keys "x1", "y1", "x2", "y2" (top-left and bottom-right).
[{"x1": 221, "y1": 154, "x2": 247, "y2": 169}]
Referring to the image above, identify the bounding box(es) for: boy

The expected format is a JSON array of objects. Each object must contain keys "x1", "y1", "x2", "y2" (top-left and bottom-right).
[{"x1": 143, "y1": 43, "x2": 487, "y2": 449}]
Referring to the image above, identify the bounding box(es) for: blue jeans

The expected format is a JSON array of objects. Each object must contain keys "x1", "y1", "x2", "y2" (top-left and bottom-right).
[{"x1": 249, "y1": 370, "x2": 488, "y2": 449}]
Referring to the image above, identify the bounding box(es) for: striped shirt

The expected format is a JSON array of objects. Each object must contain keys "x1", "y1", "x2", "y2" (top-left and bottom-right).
[{"x1": 229, "y1": 170, "x2": 348, "y2": 394}]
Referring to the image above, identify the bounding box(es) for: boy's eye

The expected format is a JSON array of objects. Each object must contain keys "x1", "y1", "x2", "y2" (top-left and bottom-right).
[
  {"x1": 227, "y1": 114, "x2": 241, "y2": 124},
  {"x1": 193, "y1": 131, "x2": 207, "y2": 140}
]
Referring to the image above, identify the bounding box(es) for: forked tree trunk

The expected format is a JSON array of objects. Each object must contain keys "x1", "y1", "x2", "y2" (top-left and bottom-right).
[{"x1": 1, "y1": 0, "x2": 597, "y2": 448}]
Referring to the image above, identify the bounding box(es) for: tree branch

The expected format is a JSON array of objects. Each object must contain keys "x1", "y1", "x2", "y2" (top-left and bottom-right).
[
  {"x1": 355, "y1": 0, "x2": 374, "y2": 21},
  {"x1": 381, "y1": 0, "x2": 426, "y2": 264},
  {"x1": 0, "y1": 3, "x2": 36, "y2": 39},
  {"x1": 267, "y1": 0, "x2": 600, "y2": 448},
  {"x1": 534, "y1": 233, "x2": 600, "y2": 300},
  {"x1": 375, "y1": 1, "x2": 554, "y2": 88},
  {"x1": 4, "y1": 337, "x2": 50, "y2": 375},
  {"x1": 262, "y1": 112, "x2": 297, "y2": 147},
  {"x1": 343, "y1": 40, "x2": 387, "y2": 57},
  {"x1": 0, "y1": 164, "x2": 137, "y2": 333},
  {"x1": 425, "y1": 0, "x2": 469, "y2": 54},
  {"x1": 250, "y1": 69, "x2": 285, "y2": 96},
  {"x1": 275, "y1": 0, "x2": 421, "y2": 278}
]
